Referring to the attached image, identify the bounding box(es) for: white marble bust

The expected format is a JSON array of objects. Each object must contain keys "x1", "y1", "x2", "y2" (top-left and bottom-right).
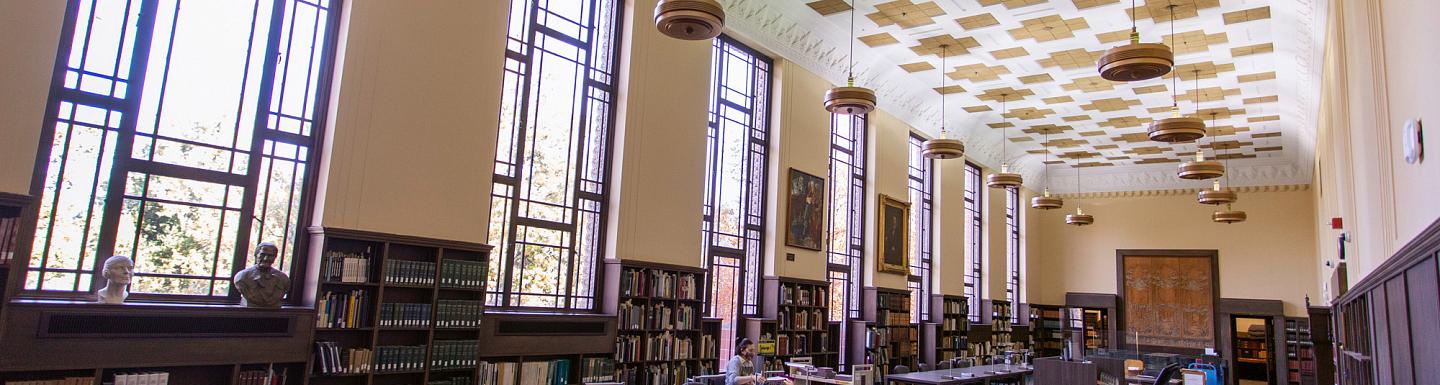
[
  {"x1": 233, "y1": 241, "x2": 291, "y2": 308},
  {"x1": 95, "y1": 255, "x2": 134, "y2": 304}
]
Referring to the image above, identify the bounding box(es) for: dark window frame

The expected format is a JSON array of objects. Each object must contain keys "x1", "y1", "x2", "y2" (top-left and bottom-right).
[
  {"x1": 17, "y1": 0, "x2": 344, "y2": 303},
  {"x1": 963, "y1": 162, "x2": 984, "y2": 322},
  {"x1": 827, "y1": 113, "x2": 866, "y2": 369},
  {"x1": 906, "y1": 133, "x2": 933, "y2": 323},
  {"x1": 1006, "y1": 186, "x2": 1021, "y2": 322},
  {"x1": 487, "y1": 0, "x2": 625, "y2": 312}
]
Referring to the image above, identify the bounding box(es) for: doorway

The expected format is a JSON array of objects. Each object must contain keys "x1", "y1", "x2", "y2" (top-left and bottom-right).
[{"x1": 1231, "y1": 316, "x2": 1275, "y2": 385}]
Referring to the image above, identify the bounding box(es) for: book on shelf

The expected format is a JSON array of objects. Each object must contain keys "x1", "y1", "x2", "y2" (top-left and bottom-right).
[
  {"x1": 432, "y1": 340, "x2": 479, "y2": 369},
  {"x1": 440, "y1": 259, "x2": 487, "y2": 289},
  {"x1": 437, "y1": 299, "x2": 485, "y2": 328},
  {"x1": 384, "y1": 259, "x2": 436, "y2": 286},
  {"x1": 5, "y1": 377, "x2": 95, "y2": 385},
  {"x1": 375, "y1": 345, "x2": 428, "y2": 372},
  {"x1": 380, "y1": 302, "x2": 432, "y2": 327},
  {"x1": 314, "y1": 341, "x2": 372, "y2": 374},
  {"x1": 323, "y1": 249, "x2": 373, "y2": 283},
  {"x1": 479, "y1": 359, "x2": 573, "y2": 385},
  {"x1": 580, "y1": 357, "x2": 617, "y2": 383},
  {"x1": 428, "y1": 377, "x2": 475, "y2": 385},
  {"x1": 237, "y1": 368, "x2": 289, "y2": 385},
  {"x1": 109, "y1": 372, "x2": 170, "y2": 385},
  {"x1": 316, "y1": 289, "x2": 370, "y2": 328}
]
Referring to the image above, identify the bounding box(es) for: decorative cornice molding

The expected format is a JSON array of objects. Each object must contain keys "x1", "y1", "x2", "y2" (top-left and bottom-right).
[{"x1": 1056, "y1": 183, "x2": 1310, "y2": 199}]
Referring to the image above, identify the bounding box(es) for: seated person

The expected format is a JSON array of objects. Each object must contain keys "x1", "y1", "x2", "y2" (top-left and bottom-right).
[{"x1": 726, "y1": 339, "x2": 793, "y2": 385}]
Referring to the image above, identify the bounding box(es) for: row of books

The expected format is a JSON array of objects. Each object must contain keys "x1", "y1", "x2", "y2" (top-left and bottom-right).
[
  {"x1": 111, "y1": 372, "x2": 170, "y2": 385},
  {"x1": 616, "y1": 362, "x2": 705, "y2": 385},
  {"x1": 236, "y1": 368, "x2": 288, "y2": 385},
  {"x1": 941, "y1": 334, "x2": 967, "y2": 350},
  {"x1": 780, "y1": 284, "x2": 826, "y2": 307},
  {"x1": 942, "y1": 299, "x2": 967, "y2": 315},
  {"x1": 580, "y1": 357, "x2": 617, "y2": 383},
  {"x1": 316, "y1": 289, "x2": 370, "y2": 328},
  {"x1": 876, "y1": 310, "x2": 910, "y2": 327},
  {"x1": 429, "y1": 377, "x2": 474, "y2": 385},
  {"x1": 941, "y1": 317, "x2": 969, "y2": 331},
  {"x1": 322, "y1": 250, "x2": 373, "y2": 283},
  {"x1": 314, "y1": 342, "x2": 371, "y2": 374},
  {"x1": 773, "y1": 332, "x2": 829, "y2": 356},
  {"x1": 477, "y1": 359, "x2": 572, "y2": 385},
  {"x1": 380, "y1": 302, "x2": 432, "y2": 327},
  {"x1": 618, "y1": 268, "x2": 700, "y2": 300},
  {"x1": 5, "y1": 378, "x2": 94, "y2": 385},
  {"x1": 385, "y1": 259, "x2": 437, "y2": 286},
  {"x1": 432, "y1": 340, "x2": 479, "y2": 369},
  {"x1": 615, "y1": 332, "x2": 701, "y2": 362},
  {"x1": 991, "y1": 301, "x2": 1013, "y2": 331},
  {"x1": 777, "y1": 308, "x2": 825, "y2": 330},
  {"x1": 876, "y1": 293, "x2": 910, "y2": 311},
  {"x1": 440, "y1": 259, "x2": 487, "y2": 289},
  {"x1": 437, "y1": 299, "x2": 485, "y2": 328},
  {"x1": 375, "y1": 345, "x2": 429, "y2": 372},
  {"x1": 617, "y1": 300, "x2": 697, "y2": 330}
]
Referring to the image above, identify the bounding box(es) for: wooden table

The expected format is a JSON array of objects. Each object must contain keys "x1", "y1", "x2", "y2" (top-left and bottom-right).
[{"x1": 885, "y1": 365, "x2": 1033, "y2": 385}]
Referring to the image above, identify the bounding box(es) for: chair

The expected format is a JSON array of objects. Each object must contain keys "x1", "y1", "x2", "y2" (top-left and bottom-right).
[
  {"x1": 845, "y1": 364, "x2": 873, "y2": 385},
  {"x1": 693, "y1": 374, "x2": 726, "y2": 385},
  {"x1": 936, "y1": 361, "x2": 951, "y2": 370},
  {"x1": 1152, "y1": 364, "x2": 1183, "y2": 385},
  {"x1": 917, "y1": 363, "x2": 927, "y2": 372},
  {"x1": 892, "y1": 365, "x2": 910, "y2": 374}
]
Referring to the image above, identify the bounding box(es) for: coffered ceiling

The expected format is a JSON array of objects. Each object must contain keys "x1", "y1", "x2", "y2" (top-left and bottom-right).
[{"x1": 719, "y1": 0, "x2": 1325, "y2": 193}]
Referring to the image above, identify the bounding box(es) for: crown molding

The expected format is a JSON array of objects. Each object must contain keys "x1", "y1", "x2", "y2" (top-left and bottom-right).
[{"x1": 1056, "y1": 183, "x2": 1310, "y2": 199}]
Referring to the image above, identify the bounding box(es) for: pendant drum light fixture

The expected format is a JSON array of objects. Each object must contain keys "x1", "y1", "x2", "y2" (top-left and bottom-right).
[
  {"x1": 1065, "y1": 167, "x2": 1094, "y2": 226},
  {"x1": 1147, "y1": 5, "x2": 1206, "y2": 143},
  {"x1": 1031, "y1": 129, "x2": 1063, "y2": 209},
  {"x1": 654, "y1": 0, "x2": 725, "y2": 40},
  {"x1": 1177, "y1": 70, "x2": 1222, "y2": 180},
  {"x1": 988, "y1": 94, "x2": 1023, "y2": 188},
  {"x1": 1098, "y1": 0, "x2": 1174, "y2": 82},
  {"x1": 923, "y1": 45, "x2": 965, "y2": 159},
  {"x1": 1211, "y1": 118, "x2": 1246, "y2": 223},
  {"x1": 1197, "y1": 112, "x2": 1237, "y2": 205},
  {"x1": 825, "y1": 1, "x2": 877, "y2": 115}
]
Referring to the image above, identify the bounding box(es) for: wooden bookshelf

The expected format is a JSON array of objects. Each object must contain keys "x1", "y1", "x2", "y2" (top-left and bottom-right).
[
  {"x1": 1305, "y1": 306, "x2": 1334, "y2": 385},
  {"x1": 1284, "y1": 318, "x2": 1317, "y2": 385},
  {"x1": 763, "y1": 278, "x2": 840, "y2": 369},
  {"x1": 932, "y1": 295, "x2": 969, "y2": 362},
  {"x1": 868, "y1": 288, "x2": 915, "y2": 380},
  {"x1": 306, "y1": 227, "x2": 491, "y2": 385},
  {"x1": 1028, "y1": 304, "x2": 1064, "y2": 358},
  {"x1": 988, "y1": 300, "x2": 1013, "y2": 353},
  {"x1": 610, "y1": 261, "x2": 717, "y2": 385}
]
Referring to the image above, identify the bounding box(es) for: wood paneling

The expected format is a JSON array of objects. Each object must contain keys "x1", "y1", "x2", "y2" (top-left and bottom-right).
[
  {"x1": 1406, "y1": 258, "x2": 1440, "y2": 385},
  {"x1": 1384, "y1": 278, "x2": 1413, "y2": 385},
  {"x1": 1333, "y1": 217, "x2": 1440, "y2": 385},
  {"x1": 1117, "y1": 250, "x2": 1218, "y2": 352}
]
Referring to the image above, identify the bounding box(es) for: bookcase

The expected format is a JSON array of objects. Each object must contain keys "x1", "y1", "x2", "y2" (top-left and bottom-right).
[
  {"x1": 306, "y1": 227, "x2": 491, "y2": 385},
  {"x1": 0, "y1": 363, "x2": 306, "y2": 385},
  {"x1": 932, "y1": 296, "x2": 969, "y2": 362},
  {"x1": 1078, "y1": 308, "x2": 1110, "y2": 350},
  {"x1": 1234, "y1": 324, "x2": 1271, "y2": 381},
  {"x1": 745, "y1": 317, "x2": 782, "y2": 373},
  {"x1": 988, "y1": 300, "x2": 1013, "y2": 353},
  {"x1": 0, "y1": 192, "x2": 31, "y2": 313},
  {"x1": 1283, "y1": 318, "x2": 1316, "y2": 385},
  {"x1": 766, "y1": 278, "x2": 841, "y2": 369},
  {"x1": 611, "y1": 262, "x2": 719, "y2": 385},
  {"x1": 1028, "y1": 304, "x2": 1064, "y2": 358},
  {"x1": 867, "y1": 289, "x2": 914, "y2": 381}
]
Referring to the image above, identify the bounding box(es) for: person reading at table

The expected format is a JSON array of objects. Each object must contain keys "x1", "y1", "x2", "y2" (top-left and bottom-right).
[{"x1": 726, "y1": 338, "x2": 762, "y2": 385}]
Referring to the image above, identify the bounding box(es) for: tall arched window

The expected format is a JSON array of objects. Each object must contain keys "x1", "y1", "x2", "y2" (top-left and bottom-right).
[
  {"x1": 964, "y1": 162, "x2": 984, "y2": 322},
  {"x1": 907, "y1": 134, "x2": 934, "y2": 323},
  {"x1": 827, "y1": 113, "x2": 866, "y2": 366}
]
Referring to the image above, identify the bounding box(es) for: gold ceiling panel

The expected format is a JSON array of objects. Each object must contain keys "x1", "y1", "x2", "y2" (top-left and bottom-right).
[
  {"x1": 991, "y1": 47, "x2": 1030, "y2": 60},
  {"x1": 1063, "y1": 115, "x2": 1093, "y2": 122},
  {"x1": 1023, "y1": 124, "x2": 1071, "y2": 135},
  {"x1": 1008, "y1": 15, "x2": 1090, "y2": 42},
  {"x1": 859, "y1": 33, "x2": 901, "y2": 47},
  {"x1": 1243, "y1": 95, "x2": 1279, "y2": 104},
  {"x1": 1106, "y1": 155, "x2": 1132, "y2": 160},
  {"x1": 1008, "y1": 136, "x2": 1036, "y2": 142},
  {"x1": 899, "y1": 62, "x2": 936, "y2": 72},
  {"x1": 1147, "y1": 106, "x2": 1174, "y2": 114},
  {"x1": 1018, "y1": 73, "x2": 1054, "y2": 84},
  {"x1": 806, "y1": 0, "x2": 853, "y2": 15},
  {"x1": 1113, "y1": 132, "x2": 1152, "y2": 143},
  {"x1": 978, "y1": 0, "x2": 1047, "y2": 9},
  {"x1": 1128, "y1": 0, "x2": 1222, "y2": 23},
  {"x1": 1135, "y1": 157, "x2": 1182, "y2": 164},
  {"x1": 1216, "y1": 153, "x2": 1258, "y2": 160},
  {"x1": 1100, "y1": 116, "x2": 1153, "y2": 128},
  {"x1": 1132, "y1": 84, "x2": 1168, "y2": 94},
  {"x1": 1004, "y1": 107, "x2": 1055, "y2": 120},
  {"x1": 989, "y1": 122, "x2": 1017, "y2": 128},
  {"x1": 910, "y1": 34, "x2": 982, "y2": 57},
  {"x1": 1255, "y1": 146, "x2": 1283, "y2": 152},
  {"x1": 1059, "y1": 150, "x2": 1101, "y2": 159},
  {"x1": 1252, "y1": 132, "x2": 1282, "y2": 138},
  {"x1": 1247, "y1": 115, "x2": 1280, "y2": 123},
  {"x1": 1076, "y1": 161, "x2": 1114, "y2": 167},
  {"x1": 1073, "y1": 0, "x2": 1122, "y2": 10},
  {"x1": 1162, "y1": 30, "x2": 1228, "y2": 55},
  {"x1": 1080, "y1": 97, "x2": 1143, "y2": 112},
  {"x1": 1127, "y1": 146, "x2": 1168, "y2": 155},
  {"x1": 1166, "y1": 61, "x2": 1237, "y2": 80},
  {"x1": 1037, "y1": 48, "x2": 1105, "y2": 70},
  {"x1": 1223, "y1": 6, "x2": 1271, "y2": 25},
  {"x1": 948, "y1": 63, "x2": 1011, "y2": 82},
  {"x1": 1194, "y1": 106, "x2": 1245, "y2": 120},
  {"x1": 1201, "y1": 140, "x2": 1251, "y2": 149},
  {"x1": 1026, "y1": 149, "x2": 1049, "y2": 154},
  {"x1": 1062, "y1": 76, "x2": 1121, "y2": 93},
  {"x1": 1238, "y1": 71, "x2": 1277, "y2": 83},
  {"x1": 934, "y1": 85, "x2": 967, "y2": 94},
  {"x1": 1178, "y1": 87, "x2": 1242, "y2": 103},
  {"x1": 869, "y1": 0, "x2": 947, "y2": 28},
  {"x1": 956, "y1": 13, "x2": 1001, "y2": 30},
  {"x1": 1043, "y1": 160, "x2": 1067, "y2": 165},
  {"x1": 1043, "y1": 95, "x2": 1075, "y2": 104},
  {"x1": 1209, "y1": 125, "x2": 1251, "y2": 136},
  {"x1": 1231, "y1": 43, "x2": 1274, "y2": 57},
  {"x1": 1047, "y1": 138, "x2": 1089, "y2": 148},
  {"x1": 1094, "y1": 144, "x2": 1120, "y2": 150},
  {"x1": 1096, "y1": 29, "x2": 1132, "y2": 44},
  {"x1": 1080, "y1": 131, "x2": 1108, "y2": 137},
  {"x1": 962, "y1": 105, "x2": 993, "y2": 113},
  {"x1": 976, "y1": 87, "x2": 1035, "y2": 102}
]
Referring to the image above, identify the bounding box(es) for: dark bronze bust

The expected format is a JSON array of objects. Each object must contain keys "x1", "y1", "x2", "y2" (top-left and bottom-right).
[{"x1": 233, "y1": 242, "x2": 291, "y2": 308}]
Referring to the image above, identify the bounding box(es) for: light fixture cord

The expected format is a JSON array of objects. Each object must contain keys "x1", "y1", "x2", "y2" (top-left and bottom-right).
[
  {"x1": 1001, "y1": 94, "x2": 1008, "y2": 166},
  {"x1": 1169, "y1": 5, "x2": 1178, "y2": 112},
  {"x1": 1129, "y1": 0, "x2": 1138, "y2": 43},
  {"x1": 848, "y1": 0, "x2": 856, "y2": 85},
  {"x1": 940, "y1": 45, "x2": 947, "y2": 137}
]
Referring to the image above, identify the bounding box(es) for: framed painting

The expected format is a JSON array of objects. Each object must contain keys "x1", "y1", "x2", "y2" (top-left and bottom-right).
[
  {"x1": 785, "y1": 168, "x2": 826, "y2": 250},
  {"x1": 878, "y1": 194, "x2": 909, "y2": 274}
]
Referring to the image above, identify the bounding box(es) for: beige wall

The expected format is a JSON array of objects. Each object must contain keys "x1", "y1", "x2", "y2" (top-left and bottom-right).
[
  {"x1": 0, "y1": 0, "x2": 67, "y2": 195},
  {"x1": 769, "y1": 60, "x2": 839, "y2": 281},
  {"x1": 1031, "y1": 189, "x2": 1319, "y2": 316},
  {"x1": 1313, "y1": 0, "x2": 1440, "y2": 299},
  {"x1": 865, "y1": 110, "x2": 916, "y2": 291},
  {"x1": 605, "y1": 0, "x2": 711, "y2": 267}
]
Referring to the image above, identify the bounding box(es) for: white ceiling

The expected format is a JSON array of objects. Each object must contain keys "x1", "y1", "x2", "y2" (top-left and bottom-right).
[{"x1": 719, "y1": 0, "x2": 1326, "y2": 193}]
